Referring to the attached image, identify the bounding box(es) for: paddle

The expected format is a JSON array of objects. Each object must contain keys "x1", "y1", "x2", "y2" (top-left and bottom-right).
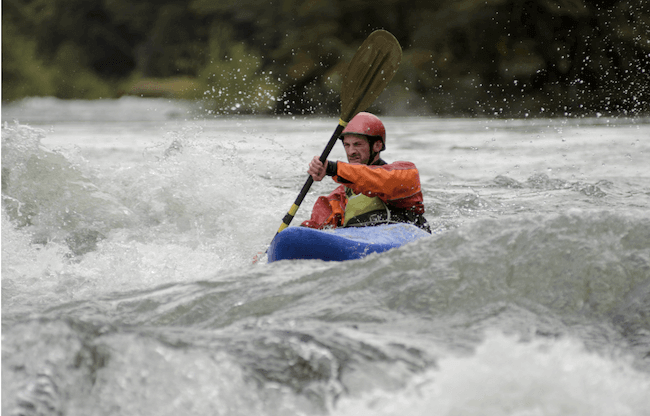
[{"x1": 271, "y1": 30, "x2": 402, "y2": 241}]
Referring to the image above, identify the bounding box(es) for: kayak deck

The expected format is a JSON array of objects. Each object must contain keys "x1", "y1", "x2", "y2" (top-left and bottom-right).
[{"x1": 268, "y1": 223, "x2": 430, "y2": 262}]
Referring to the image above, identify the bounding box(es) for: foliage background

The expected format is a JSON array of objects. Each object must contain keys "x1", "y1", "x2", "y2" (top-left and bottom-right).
[{"x1": 3, "y1": 0, "x2": 649, "y2": 116}]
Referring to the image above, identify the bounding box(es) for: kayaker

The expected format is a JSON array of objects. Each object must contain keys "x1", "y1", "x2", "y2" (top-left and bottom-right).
[{"x1": 302, "y1": 112, "x2": 431, "y2": 233}]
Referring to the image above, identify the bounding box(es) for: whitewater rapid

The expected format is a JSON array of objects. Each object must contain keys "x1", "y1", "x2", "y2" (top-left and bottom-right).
[{"x1": 2, "y1": 97, "x2": 650, "y2": 415}]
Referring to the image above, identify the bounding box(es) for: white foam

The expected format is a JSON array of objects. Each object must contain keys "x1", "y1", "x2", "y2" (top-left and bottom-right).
[{"x1": 336, "y1": 332, "x2": 650, "y2": 416}]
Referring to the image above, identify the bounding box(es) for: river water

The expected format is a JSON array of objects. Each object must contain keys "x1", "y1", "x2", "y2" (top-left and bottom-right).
[{"x1": 2, "y1": 97, "x2": 650, "y2": 415}]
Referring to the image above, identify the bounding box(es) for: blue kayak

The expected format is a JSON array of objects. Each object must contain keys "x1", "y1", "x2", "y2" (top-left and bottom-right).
[{"x1": 268, "y1": 223, "x2": 430, "y2": 262}]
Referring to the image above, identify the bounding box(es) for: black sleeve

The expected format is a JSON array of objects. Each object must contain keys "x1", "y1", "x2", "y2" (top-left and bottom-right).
[{"x1": 325, "y1": 160, "x2": 338, "y2": 176}]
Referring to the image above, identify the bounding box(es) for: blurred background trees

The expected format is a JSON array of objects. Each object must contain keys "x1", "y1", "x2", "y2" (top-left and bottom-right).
[{"x1": 2, "y1": 0, "x2": 649, "y2": 116}]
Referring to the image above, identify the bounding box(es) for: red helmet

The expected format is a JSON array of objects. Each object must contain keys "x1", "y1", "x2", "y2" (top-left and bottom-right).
[{"x1": 341, "y1": 112, "x2": 386, "y2": 151}]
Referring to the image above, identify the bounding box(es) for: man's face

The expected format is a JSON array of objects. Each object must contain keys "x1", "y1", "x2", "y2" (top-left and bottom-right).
[{"x1": 343, "y1": 134, "x2": 380, "y2": 165}]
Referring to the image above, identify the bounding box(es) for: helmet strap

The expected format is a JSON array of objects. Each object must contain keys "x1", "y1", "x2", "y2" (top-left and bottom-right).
[{"x1": 367, "y1": 137, "x2": 380, "y2": 165}]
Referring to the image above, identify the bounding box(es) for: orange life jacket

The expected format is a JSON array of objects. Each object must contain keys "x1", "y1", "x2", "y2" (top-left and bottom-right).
[{"x1": 301, "y1": 160, "x2": 429, "y2": 232}]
